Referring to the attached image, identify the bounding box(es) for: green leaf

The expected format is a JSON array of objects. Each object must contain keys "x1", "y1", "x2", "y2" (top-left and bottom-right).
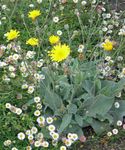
[
  {"x1": 83, "y1": 80, "x2": 94, "y2": 95},
  {"x1": 94, "y1": 79, "x2": 101, "y2": 94},
  {"x1": 59, "y1": 113, "x2": 72, "y2": 133},
  {"x1": 100, "y1": 80, "x2": 116, "y2": 96},
  {"x1": 100, "y1": 78, "x2": 125, "y2": 96},
  {"x1": 110, "y1": 100, "x2": 125, "y2": 122},
  {"x1": 44, "y1": 89, "x2": 62, "y2": 112},
  {"x1": 75, "y1": 114, "x2": 83, "y2": 127},
  {"x1": 96, "y1": 114, "x2": 113, "y2": 124},
  {"x1": 87, "y1": 94, "x2": 114, "y2": 117},
  {"x1": 68, "y1": 104, "x2": 77, "y2": 114},
  {"x1": 91, "y1": 119, "x2": 110, "y2": 135},
  {"x1": 59, "y1": 81, "x2": 72, "y2": 100}
]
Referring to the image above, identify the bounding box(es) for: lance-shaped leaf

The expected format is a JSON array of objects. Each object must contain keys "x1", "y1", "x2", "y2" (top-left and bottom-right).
[{"x1": 59, "y1": 113, "x2": 72, "y2": 133}]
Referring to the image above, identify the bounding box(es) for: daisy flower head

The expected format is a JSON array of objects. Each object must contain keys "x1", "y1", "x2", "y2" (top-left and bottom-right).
[
  {"x1": 49, "y1": 35, "x2": 60, "y2": 45},
  {"x1": 17, "y1": 132, "x2": 25, "y2": 140},
  {"x1": 60, "y1": 146, "x2": 67, "y2": 150},
  {"x1": 48, "y1": 44, "x2": 71, "y2": 62},
  {"x1": 112, "y1": 128, "x2": 118, "y2": 135},
  {"x1": 26, "y1": 38, "x2": 39, "y2": 46},
  {"x1": 102, "y1": 39, "x2": 113, "y2": 51},
  {"x1": 6, "y1": 29, "x2": 20, "y2": 41},
  {"x1": 28, "y1": 10, "x2": 41, "y2": 20}
]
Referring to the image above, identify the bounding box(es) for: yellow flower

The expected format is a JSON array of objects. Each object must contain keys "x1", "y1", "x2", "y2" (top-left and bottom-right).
[
  {"x1": 102, "y1": 39, "x2": 113, "y2": 51},
  {"x1": 6, "y1": 29, "x2": 20, "y2": 41},
  {"x1": 49, "y1": 35, "x2": 60, "y2": 45},
  {"x1": 26, "y1": 38, "x2": 39, "y2": 46},
  {"x1": 48, "y1": 44, "x2": 70, "y2": 62},
  {"x1": 28, "y1": 10, "x2": 41, "y2": 20}
]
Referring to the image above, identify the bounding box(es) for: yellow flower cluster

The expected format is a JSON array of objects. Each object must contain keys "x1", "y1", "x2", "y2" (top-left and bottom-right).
[
  {"x1": 48, "y1": 43, "x2": 70, "y2": 62},
  {"x1": 26, "y1": 38, "x2": 39, "y2": 46},
  {"x1": 28, "y1": 10, "x2": 41, "y2": 20},
  {"x1": 6, "y1": 29, "x2": 20, "y2": 41},
  {"x1": 102, "y1": 39, "x2": 113, "y2": 51},
  {"x1": 49, "y1": 35, "x2": 60, "y2": 45}
]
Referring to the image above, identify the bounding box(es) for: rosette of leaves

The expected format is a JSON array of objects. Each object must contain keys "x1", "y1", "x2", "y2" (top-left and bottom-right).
[{"x1": 40, "y1": 59, "x2": 125, "y2": 137}]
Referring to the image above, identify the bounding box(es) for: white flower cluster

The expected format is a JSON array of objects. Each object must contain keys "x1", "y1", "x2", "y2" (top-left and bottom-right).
[
  {"x1": 5, "y1": 103, "x2": 22, "y2": 115},
  {"x1": 118, "y1": 26, "x2": 125, "y2": 36}
]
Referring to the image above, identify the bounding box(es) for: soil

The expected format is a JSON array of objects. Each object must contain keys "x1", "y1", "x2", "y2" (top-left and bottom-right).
[{"x1": 78, "y1": 137, "x2": 125, "y2": 150}]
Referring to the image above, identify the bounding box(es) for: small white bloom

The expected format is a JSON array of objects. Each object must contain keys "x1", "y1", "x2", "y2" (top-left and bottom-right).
[
  {"x1": 12, "y1": 147, "x2": 18, "y2": 150},
  {"x1": 26, "y1": 146, "x2": 32, "y2": 150},
  {"x1": 73, "y1": 0, "x2": 78, "y2": 3},
  {"x1": 46, "y1": 117, "x2": 53, "y2": 124},
  {"x1": 92, "y1": 0, "x2": 96, "y2": 4},
  {"x1": 102, "y1": 27, "x2": 108, "y2": 32},
  {"x1": 37, "y1": 133, "x2": 43, "y2": 139},
  {"x1": 67, "y1": 133, "x2": 73, "y2": 139},
  {"x1": 34, "y1": 141, "x2": 40, "y2": 147},
  {"x1": 39, "y1": 74, "x2": 45, "y2": 80},
  {"x1": 5, "y1": 103, "x2": 11, "y2": 109},
  {"x1": 105, "y1": 56, "x2": 111, "y2": 61},
  {"x1": 114, "y1": 102, "x2": 120, "y2": 108},
  {"x1": 117, "y1": 56, "x2": 123, "y2": 61},
  {"x1": 65, "y1": 139, "x2": 72, "y2": 147},
  {"x1": 53, "y1": 16, "x2": 59, "y2": 23},
  {"x1": 37, "y1": 0, "x2": 42, "y2": 3},
  {"x1": 12, "y1": 54, "x2": 19, "y2": 61},
  {"x1": 9, "y1": 65, "x2": 15, "y2": 72},
  {"x1": 31, "y1": 126, "x2": 38, "y2": 134},
  {"x1": 52, "y1": 132, "x2": 59, "y2": 140},
  {"x1": 28, "y1": 134, "x2": 34, "y2": 140},
  {"x1": 78, "y1": 48, "x2": 83, "y2": 53},
  {"x1": 25, "y1": 130, "x2": 31, "y2": 135},
  {"x1": 60, "y1": 146, "x2": 67, "y2": 150},
  {"x1": 107, "y1": 132, "x2": 112, "y2": 137},
  {"x1": 48, "y1": 125, "x2": 56, "y2": 132},
  {"x1": 2, "y1": 5, "x2": 7, "y2": 10},
  {"x1": 16, "y1": 108, "x2": 22, "y2": 115},
  {"x1": 72, "y1": 133, "x2": 78, "y2": 141},
  {"x1": 112, "y1": 129, "x2": 118, "y2": 135},
  {"x1": 28, "y1": 86, "x2": 35, "y2": 94},
  {"x1": 106, "y1": 13, "x2": 111, "y2": 19},
  {"x1": 20, "y1": 66, "x2": 27, "y2": 73},
  {"x1": 10, "y1": 72, "x2": 16, "y2": 78},
  {"x1": 0, "y1": 61, "x2": 7, "y2": 67},
  {"x1": 37, "y1": 116, "x2": 45, "y2": 124},
  {"x1": 29, "y1": 4, "x2": 34, "y2": 8},
  {"x1": 117, "y1": 120, "x2": 122, "y2": 126},
  {"x1": 4, "y1": 140, "x2": 12, "y2": 146},
  {"x1": 34, "y1": 97, "x2": 41, "y2": 103},
  {"x1": 17, "y1": 132, "x2": 25, "y2": 140},
  {"x1": 108, "y1": 25, "x2": 113, "y2": 30},
  {"x1": 36, "y1": 103, "x2": 42, "y2": 110},
  {"x1": 37, "y1": 61, "x2": 43, "y2": 67},
  {"x1": 41, "y1": 141, "x2": 49, "y2": 147},
  {"x1": 34, "y1": 110, "x2": 41, "y2": 116},
  {"x1": 81, "y1": 1, "x2": 87, "y2": 6},
  {"x1": 57, "y1": 30, "x2": 62, "y2": 36},
  {"x1": 22, "y1": 84, "x2": 28, "y2": 89}
]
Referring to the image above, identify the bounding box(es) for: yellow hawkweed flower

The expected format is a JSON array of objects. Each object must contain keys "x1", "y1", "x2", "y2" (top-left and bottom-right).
[
  {"x1": 48, "y1": 44, "x2": 70, "y2": 62},
  {"x1": 26, "y1": 38, "x2": 39, "y2": 46},
  {"x1": 49, "y1": 35, "x2": 60, "y2": 45},
  {"x1": 28, "y1": 10, "x2": 41, "y2": 20},
  {"x1": 6, "y1": 29, "x2": 20, "y2": 41},
  {"x1": 102, "y1": 39, "x2": 113, "y2": 51}
]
